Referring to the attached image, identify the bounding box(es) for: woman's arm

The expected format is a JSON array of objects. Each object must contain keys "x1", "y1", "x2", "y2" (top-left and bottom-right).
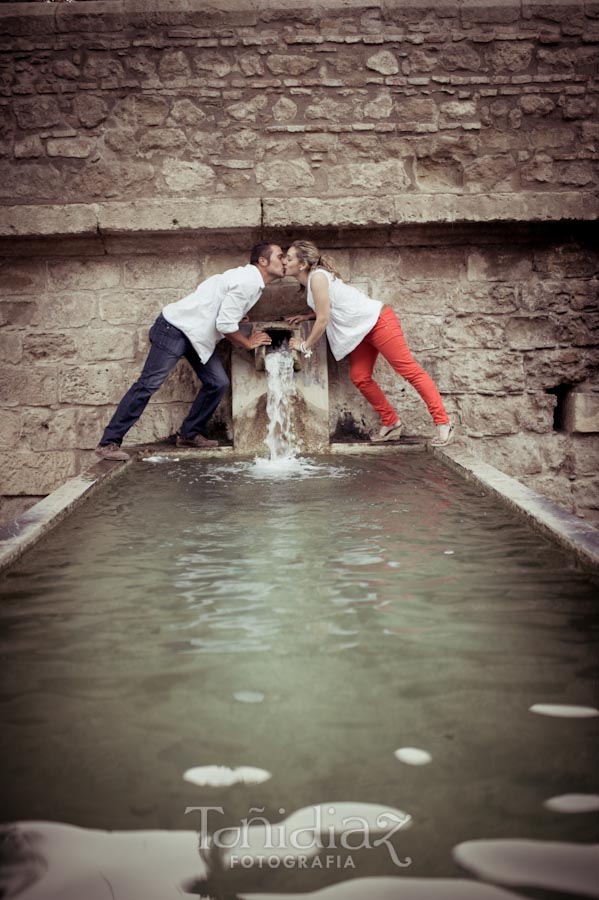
[{"x1": 289, "y1": 272, "x2": 330, "y2": 353}]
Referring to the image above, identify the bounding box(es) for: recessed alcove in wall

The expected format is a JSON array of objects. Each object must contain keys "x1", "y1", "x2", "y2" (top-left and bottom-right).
[{"x1": 1, "y1": 219, "x2": 598, "y2": 521}]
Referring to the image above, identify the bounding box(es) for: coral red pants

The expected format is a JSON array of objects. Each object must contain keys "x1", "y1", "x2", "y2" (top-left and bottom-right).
[{"x1": 349, "y1": 306, "x2": 449, "y2": 426}]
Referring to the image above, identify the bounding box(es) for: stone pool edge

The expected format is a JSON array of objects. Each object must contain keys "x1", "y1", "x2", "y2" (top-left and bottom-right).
[
  {"x1": 434, "y1": 445, "x2": 599, "y2": 572},
  {"x1": 0, "y1": 457, "x2": 135, "y2": 574}
]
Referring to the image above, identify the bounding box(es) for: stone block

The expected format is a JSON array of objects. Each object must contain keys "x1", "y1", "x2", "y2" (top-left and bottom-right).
[
  {"x1": 138, "y1": 129, "x2": 188, "y2": 153},
  {"x1": 443, "y1": 315, "x2": 506, "y2": 349},
  {"x1": 46, "y1": 138, "x2": 96, "y2": 159},
  {"x1": 366, "y1": 50, "x2": 400, "y2": 75},
  {"x1": 58, "y1": 364, "x2": 133, "y2": 405},
  {"x1": 226, "y1": 95, "x2": 268, "y2": 122},
  {"x1": 98, "y1": 291, "x2": 175, "y2": 326},
  {"x1": 0, "y1": 450, "x2": 77, "y2": 496},
  {"x1": 438, "y1": 46, "x2": 482, "y2": 71},
  {"x1": 125, "y1": 402, "x2": 183, "y2": 445},
  {"x1": 467, "y1": 248, "x2": 533, "y2": 281},
  {"x1": 328, "y1": 160, "x2": 410, "y2": 192},
  {"x1": 162, "y1": 159, "x2": 216, "y2": 191},
  {"x1": 263, "y1": 196, "x2": 396, "y2": 227},
  {"x1": 96, "y1": 198, "x2": 261, "y2": 233},
  {"x1": 567, "y1": 434, "x2": 599, "y2": 475},
  {"x1": 520, "y1": 279, "x2": 599, "y2": 313},
  {"x1": 380, "y1": 282, "x2": 454, "y2": 317},
  {"x1": 0, "y1": 332, "x2": 23, "y2": 364},
  {"x1": 76, "y1": 329, "x2": 137, "y2": 362},
  {"x1": 350, "y1": 249, "x2": 402, "y2": 281},
  {"x1": 533, "y1": 244, "x2": 598, "y2": 278},
  {"x1": 396, "y1": 97, "x2": 437, "y2": 127},
  {"x1": 0, "y1": 260, "x2": 46, "y2": 294},
  {"x1": 14, "y1": 136, "x2": 45, "y2": 159},
  {"x1": 0, "y1": 301, "x2": 39, "y2": 328},
  {"x1": 266, "y1": 54, "x2": 318, "y2": 75},
  {"x1": 0, "y1": 204, "x2": 98, "y2": 238},
  {"x1": 489, "y1": 41, "x2": 534, "y2": 71},
  {"x1": 123, "y1": 256, "x2": 201, "y2": 290},
  {"x1": 35, "y1": 293, "x2": 97, "y2": 329},
  {"x1": 398, "y1": 314, "x2": 443, "y2": 351},
  {"x1": 523, "y1": 347, "x2": 598, "y2": 389},
  {"x1": 399, "y1": 247, "x2": 467, "y2": 280},
  {"x1": 256, "y1": 159, "x2": 314, "y2": 192},
  {"x1": 0, "y1": 366, "x2": 58, "y2": 407},
  {"x1": 23, "y1": 333, "x2": 77, "y2": 361},
  {"x1": 436, "y1": 350, "x2": 525, "y2": 392},
  {"x1": 571, "y1": 475, "x2": 599, "y2": 511},
  {"x1": 272, "y1": 97, "x2": 298, "y2": 122},
  {"x1": 563, "y1": 390, "x2": 599, "y2": 433},
  {"x1": 471, "y1": 433, "x2": 547, "y2": 477},
  {"x1": 0, "y1": 409, "x2": 22, "y2": 449},
  {"x1": 458, "y1": 392, "x2": 556, "y2": 436},
  {"x1": 13, "y1": 97, "x2": 61, "y2": 129},
  {"x1": 414, "y1": 155, "x2": 462, "y2": 192},
  {"x1": 47, "y1": 259, "x2": 121, "y2": 292},
  {"x1": 505, "y1": 316, "x2": 560, "y2": 349}
]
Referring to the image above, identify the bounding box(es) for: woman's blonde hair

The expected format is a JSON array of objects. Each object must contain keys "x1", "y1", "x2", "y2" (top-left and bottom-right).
[{"x1": 289, "y1": 240, "x2": 342, "y2": 280}]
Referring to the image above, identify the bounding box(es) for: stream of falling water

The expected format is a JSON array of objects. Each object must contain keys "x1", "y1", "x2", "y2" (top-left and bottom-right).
[{"x1": 264, "y1": 350, "x2": 297, "y2": 460}]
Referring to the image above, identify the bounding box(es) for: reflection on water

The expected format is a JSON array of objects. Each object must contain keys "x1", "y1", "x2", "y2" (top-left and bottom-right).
[{"x1": 0, "y1": 453, "x2": 597, "y2": 898}]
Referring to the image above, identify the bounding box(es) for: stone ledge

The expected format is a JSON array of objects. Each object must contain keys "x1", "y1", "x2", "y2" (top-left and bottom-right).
[
  {"x1": 0, "y1": 0, "x2": 586, "y2": 22},
  {"x1": 264, "y1": 192, "x2": 599, "y2": 228},
  {"x1": 436, "y1": 445, "x2": 599, "y2": 571},
  {"x1": 0, "y1": 199, "x2": 262, "y2": 238},
  {"x1": 0, "y1": 193, "x2": 597, "y2": 239},
  {"x1": 0, "y1": 458, "x2": 130, "y2": 574}
]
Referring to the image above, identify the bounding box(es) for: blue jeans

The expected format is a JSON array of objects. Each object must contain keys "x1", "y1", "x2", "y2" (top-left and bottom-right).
[{"x1": 100, "y1": 314, "x2": 230, "y2": 446}]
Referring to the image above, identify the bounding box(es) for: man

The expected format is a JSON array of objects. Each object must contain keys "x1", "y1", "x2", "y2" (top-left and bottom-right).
[{"x1": 95, "y1": 241, "x2": 285, "y2": 461}]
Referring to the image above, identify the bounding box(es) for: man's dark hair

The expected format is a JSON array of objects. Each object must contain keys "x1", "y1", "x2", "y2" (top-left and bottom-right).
[{"x1": 250, "y1": 241, "x2": 276, "y2": 266}]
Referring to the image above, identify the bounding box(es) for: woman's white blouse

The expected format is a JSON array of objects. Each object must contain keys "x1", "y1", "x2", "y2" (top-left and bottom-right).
[{"x1": 306, "y1": 269, "x2": 382, "y2": 361}]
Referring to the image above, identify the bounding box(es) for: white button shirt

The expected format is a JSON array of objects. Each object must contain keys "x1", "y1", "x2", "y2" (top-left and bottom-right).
[
  {"x1": 307, "y1": 269, "x2": 382, "y2": 361},
  {"x1": 162, "y1": 264, "x2": 265, "y2": 363}
]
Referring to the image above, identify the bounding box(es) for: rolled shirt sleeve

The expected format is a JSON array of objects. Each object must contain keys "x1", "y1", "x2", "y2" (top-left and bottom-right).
[{"x1": 216, "y1": 279, "x2": 256, "y2": 334}]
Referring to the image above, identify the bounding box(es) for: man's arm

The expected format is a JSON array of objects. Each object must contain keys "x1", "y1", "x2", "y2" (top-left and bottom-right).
[{"x1": 216, "y1": 280, "x2": 271, "y2": 350}]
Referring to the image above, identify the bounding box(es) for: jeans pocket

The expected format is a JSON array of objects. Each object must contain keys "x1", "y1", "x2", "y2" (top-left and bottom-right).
[{"x1": 150, "y1": 315, "x2": 187, "y2": 355}]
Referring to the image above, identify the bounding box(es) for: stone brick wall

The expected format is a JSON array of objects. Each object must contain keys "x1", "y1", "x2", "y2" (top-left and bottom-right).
[
  {"x1": 1, "y1": 0, "x2": 597, "y2": 211},
  {"x1": 0, "y1": 0, "x2": 598, "y2": 528}
]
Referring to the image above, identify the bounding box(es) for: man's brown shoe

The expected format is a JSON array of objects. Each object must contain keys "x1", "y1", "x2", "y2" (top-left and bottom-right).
[
  {"x1": 176, "y1": 433, "x2": 219, "y2": 449},
  {"x1": 95, "y1": 443, "x2": 130, "y2": 461}
]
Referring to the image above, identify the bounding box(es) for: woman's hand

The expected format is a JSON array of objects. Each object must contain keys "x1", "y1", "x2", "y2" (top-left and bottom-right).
[
  {"x1": 285, "y1": 313, "x2": 313, "y2": 325},
  {"x1": 289, "y1": 336, "x2": 300, "y2": 351}
]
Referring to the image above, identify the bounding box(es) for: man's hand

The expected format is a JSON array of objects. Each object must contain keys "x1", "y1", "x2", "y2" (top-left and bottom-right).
[{"x1": 247, "y1": 331, "x2": 272, "y2": 349}]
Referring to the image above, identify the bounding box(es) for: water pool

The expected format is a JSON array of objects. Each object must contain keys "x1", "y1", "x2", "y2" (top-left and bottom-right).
[{"x1": 0, "y1": 453, "x2": 597, "y2": 899}]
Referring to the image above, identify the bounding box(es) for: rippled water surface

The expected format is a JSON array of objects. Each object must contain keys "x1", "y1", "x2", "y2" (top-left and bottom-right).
[{"x1": 0, "y1": 453, "x2": 597, "y2": 895}]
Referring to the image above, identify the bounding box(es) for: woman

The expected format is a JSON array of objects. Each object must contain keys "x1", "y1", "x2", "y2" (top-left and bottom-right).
[{"x1": 285, "y1": 240, "x2": 454, "y2": 445}]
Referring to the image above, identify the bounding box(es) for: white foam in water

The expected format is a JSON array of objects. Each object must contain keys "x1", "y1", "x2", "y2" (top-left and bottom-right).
[
  {"x1": 182, "y1": 765, "x2": 271, "y2": 787},
  {"x1": 234, "y1": 691, "x2": 265, "y2": 703},
  {"x1": 544, "y1": 794, "x2": 599, "y2": 813},
  {"x1": 0, "y1": 822, "x2": 525, "y2": 900},
  {"x1": 2, "y1": 821, "x2": 207, "y2": 900},
  {"x1": 223, "y1": 801, "x2": 412, "y2": 869},
  {"x1": 453, "y1": 838, "x2": 599, "y2": 898},
  {"x1": 529, "y1": 703, "x2": 599, "y2": 718},
  {"x1": 394, "y1": 747, "x2": 433, "y2": 766},
  {"x1": 143, "y1": 456, "x2": 179, "y2": 463}
]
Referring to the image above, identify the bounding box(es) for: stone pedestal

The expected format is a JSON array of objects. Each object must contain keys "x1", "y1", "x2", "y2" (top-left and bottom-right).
[{"x1": 231, "y1": 321, "x2": 329, "y2": 454}]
